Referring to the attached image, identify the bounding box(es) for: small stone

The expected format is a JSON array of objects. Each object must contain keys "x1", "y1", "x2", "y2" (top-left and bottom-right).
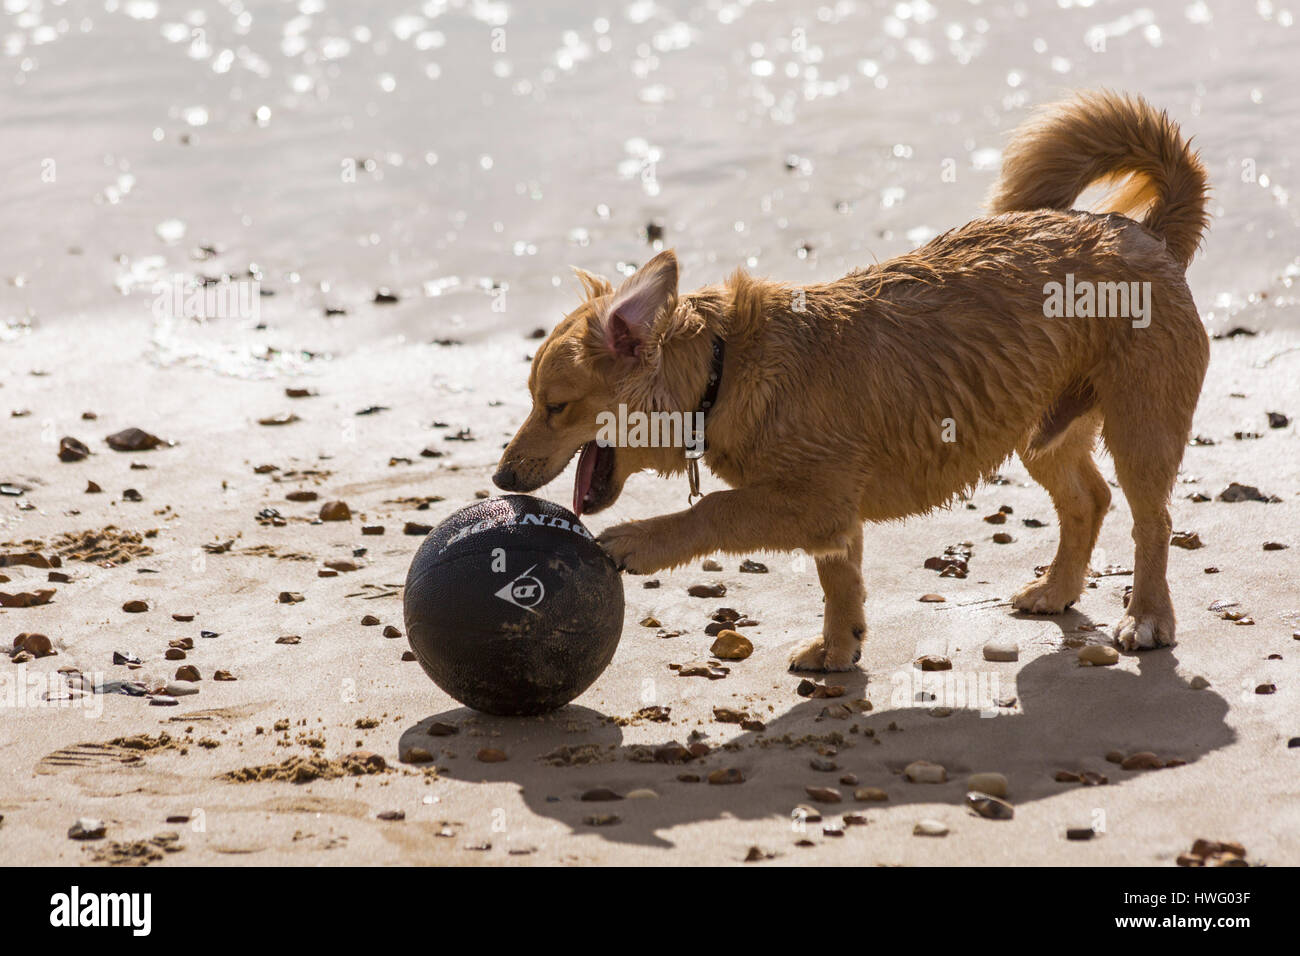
[
  {"x1": 710, "y1": 630, "x2": 753, "y2": 660},
  {"x1": 58, "y1": 436, "x2": 91, "y2": 462},
  {"x1": 804, "y1": 786, "x2": 842, "y2": 803},
  {"x1": 213, "y1": 670, "x2": 235, "y2": 681},
  {"x1": 164, "y1": 648, "x2": 186, "y2": 661},
  {"x1": 149, "y1": 695, "x2": 178, "y2": 707},
  {"x1": 1105, "y1": 750, "x2": 1126, "y2": 764},
  {"x1": 164, "y1": 682, "x2": 199, "y2": 697},
  {"x1": 639, "y1": 616, "x2": 661, "y2": 628},
  {"x1": 278, "y1": 591, "x2": 305, "y2": 604},
  {"x1": 810, "y1": 757, "x2": 838, "y2": 772},
  {"x1": 916, "y1": 655, "x2": 952, "y2": 671},
  {"x1": 918, "y1": 593, "x2": 946, "y2": 603},
  {"x1": 625, "y1": 789, "x2": 658, "y2": 799},
  {"x1": 992, "y1": 532, "x2": 1014, "y2": 544},
  {"x1": 580, "y1": 788, "x2": 623, "y2": 801},
  {"x1": 913, "y1": 819, "x2": 949, "y2": 837},
  {"x1": 739, "y1": 559, "x2": 768, "y2": 573},
  {"x1": 427, "y1": 722, "x2": 458, "y2": 736},
  {"x1": 286, "y1": 490, "x2": 318, "y2": 502},
  {"x1": 361, "y1": 615, "x2": 381, "y2": 626},
  {"x1": 793, "y1": 805, "x2": 823, "y2": 823},
  {"x1": 701, "y1": 559, "x2": 723, "y2": 571},
  {"x1": 319, "y1": 501, "x2": 351, "y2": 521},
  {"x1": 983, "y1": 641, "x2": 1019, "y2": 662},
  {"x1": 708, "y1": 768, "x2": 745, "y2": 785},
  {"x1": 583, "y1": 814, "x2": 620, "y2": 826},
  {"x1": 1255, "y1": 683, "x2": 1276, "y2": 695},
  {"x1": 966, "y1": 772, "x2": 1008, "y2": 798},
  {"x1": 361, "y1": 525, "x2": 385, "y2": 535},
  {"x1": 68, "y1": 818, "x2": 106, "y2": 840},
  {"x1": 377, "y1": 810, "x2": 406, "y2": 821},
  {"x1": 382, "y1": 625, "x2": 402, "y2": 639},
  {"x1": 275, "y1": 635, "x2": 301, "y2": 645},
  {"x1": 1078, "y1": 645, "x2": 1119, "y2": 666},
  {"x1": 122, "y1": 599, "x2": 149, "y2": 613},
  {"x1": 1121, "y1": 751, "x2": 1163, "y2": 770},
  {"x1": 1066, "y1": 826, "x2": 1096, "y2": 841},
  {"x1": 1189, "y1": 675, "x2": 1211, "y2": 690},
  {"x1": 106, "y1": 427, "x2": 165, "y2": 451},
  {"x1": 966, "y1": 792, "x2": 1014, "y2": 820},
  {"x1": 854, "y1": 787, "x2": 889, "y2": 802},
  {"x1": 400, "y1": 747, "x2": 434, "y2": 764},
  {"x1": 174, "y1": 665, "x2": 200, "y2": 682},
  {"x1": 983, "y1": 512, "x2": 1007, "y2": 525},
  {"x1": 1171, "y1": 530, "x2": 1204, "y2": 549},
  {"x1": 1263, "y1": 541, "x2": 1288, "y2": 551},
  {"x1": 687, "y1": 582, "x2": 727, "y2": 598},
  {"x1": 477, "y1": 748, "x2": 507, "y2": 763},
  {"x1": 904, "y1": 760, "x2": 947, "y2": 784}
]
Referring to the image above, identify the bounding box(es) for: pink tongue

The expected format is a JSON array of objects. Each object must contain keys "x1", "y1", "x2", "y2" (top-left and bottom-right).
[{"x1": 573, "y1": 441, "x2": 597, "y2": 516}]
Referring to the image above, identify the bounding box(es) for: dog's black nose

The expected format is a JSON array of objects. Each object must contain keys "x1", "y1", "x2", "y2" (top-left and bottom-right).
[{"x1": 493, "y1": 466, "x2": 518, "y2": 491}]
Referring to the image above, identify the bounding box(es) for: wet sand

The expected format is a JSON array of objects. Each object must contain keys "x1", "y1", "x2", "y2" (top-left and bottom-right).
[{"x1": 1, "y1": 316, "x2": 1296, "y2": 865}]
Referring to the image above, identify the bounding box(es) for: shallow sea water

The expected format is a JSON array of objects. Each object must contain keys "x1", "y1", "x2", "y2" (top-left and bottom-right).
[{"x1": 1, "y1": 0, "x2": 1297, "y2": 375}]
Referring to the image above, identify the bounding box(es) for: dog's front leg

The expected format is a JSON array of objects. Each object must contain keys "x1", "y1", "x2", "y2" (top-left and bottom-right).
[
  {"x1": 597, "y1": 486, "x2": 866, "y2": 671},
  {"x1": 788, "y1": 526, "x2": 866, "y2": 673},
  {"x1": 596, "y1": 485, "x2": 857, "y2": 574}
]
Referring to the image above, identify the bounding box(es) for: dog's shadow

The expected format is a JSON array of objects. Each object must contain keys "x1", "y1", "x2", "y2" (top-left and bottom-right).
[{"x1": 399, "y1": 610, "x2": 1234, "y2": 849}]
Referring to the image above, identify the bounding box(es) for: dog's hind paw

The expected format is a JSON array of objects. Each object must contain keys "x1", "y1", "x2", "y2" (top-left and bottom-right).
[
  {"x1": 788, "y1": 637, "x2": 860, "y2": 673},
  {"x1": 1011, "y1": 576, "x2": 1080, "y2": 615},
  {"x1": 1113, "y1": 612, "x2": 1176, "y2": 651}
]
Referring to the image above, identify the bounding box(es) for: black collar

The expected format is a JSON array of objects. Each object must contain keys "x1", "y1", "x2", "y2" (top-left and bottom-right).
[{"x1": 696, "y1": 337, "x2": 725, "y2": 425}]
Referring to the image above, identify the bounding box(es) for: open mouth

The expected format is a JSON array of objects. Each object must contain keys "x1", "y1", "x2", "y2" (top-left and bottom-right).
[{"x1": 573, "y1": 441, "x2": 616, "y2": 517}]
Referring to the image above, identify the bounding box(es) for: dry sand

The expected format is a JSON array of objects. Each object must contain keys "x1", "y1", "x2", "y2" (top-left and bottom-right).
[{"x1": 1, "y1": 314, "x2": 1296, "y2": 866}]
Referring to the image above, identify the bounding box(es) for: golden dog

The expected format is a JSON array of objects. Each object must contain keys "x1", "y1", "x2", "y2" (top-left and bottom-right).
[{"x1": 494, "y1": 90, "x2": 1210, "y2": 671}]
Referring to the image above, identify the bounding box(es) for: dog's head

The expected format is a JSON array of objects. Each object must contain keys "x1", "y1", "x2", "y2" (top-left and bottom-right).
[{"x1": 493, "y1": 249, "x2": 696, "y2": 516}]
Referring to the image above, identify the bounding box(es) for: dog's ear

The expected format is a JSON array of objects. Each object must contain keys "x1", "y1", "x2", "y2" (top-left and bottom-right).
[
  {"x1": 572, "y1": 267, "x2": 613, "y2": 300},
  {"x1": 603, "y1": 250, "x2": 679, "y2": 359}
]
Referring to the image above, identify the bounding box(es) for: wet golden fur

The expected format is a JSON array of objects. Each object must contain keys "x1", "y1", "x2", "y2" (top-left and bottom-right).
[{"x1": 496, "y1": 90, "x2": 1210, "y2": 671}]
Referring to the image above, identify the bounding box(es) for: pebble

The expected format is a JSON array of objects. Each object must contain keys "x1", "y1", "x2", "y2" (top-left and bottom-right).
[
  {"x1": 1066, "y1": 826, "x2": 1096, "y2": 841},
  {"x1": 278, "y1": 591, "x2": 304, "y2": 604},
  {"x1": 904, "y1": 760, "x2": 947, "y2": 783},
  {"x1": 854, "y1": 787, "x2": 889, "y2": 802},
  {"x1": 687, "y1": 583, "x2": 727, "y2": 598},
  {"x1": 362, "y1": 525, "x2": 385, "y2": 535},
  {"x1": 58, "y1": 436, "x2": 91, "y2": 462},
  {"x1": 992, "y1": 532, "x2": 1014, "y2": 544},
  {"x1": 400, "y1": 747, "x2": 434, "y2": 764},
  {"x1": 918, "y1": 593, "x2": 946, "y2": 603},
  {"x1": 275, "y1": 635, "x2": 301, "y2": 645},
  {"x1": 1120, "y1": 751, "x2": 1163, "y2": 770},
  {"x1": 1171, "y1": 531, "x2": 1204, "y2": 549},
  {"x1": 68, "y1": 818, "x2": 106, "y2": 840},
  {"x1": 382, "y1": 625, "x2": 402, "y2": 639},
  {"x1": 164, "y1": 682, "x2": 200, "y2": 697},
  {"x1": 965, "y1": 792, "x2": 1015, "y2": 820},
  {"x1": 477, "y1": 748, "x2": 507, "y2": 763},
  {"x1": 966, "y1": 772, "x2": 1008, "y2": 797},
  {"x1": 580, "y1": 788, "x2": 623, "y2": 801},
  {"x1": 710, "y1": 630, "x2": 753, "y2": 660},
  {"x1": 174, "y1": 665, "x2": 200, "y2": 681},
  {"x1": 361, "y1": 615, "x2": 381, "y2": 626},
  {"x1": 164, "y1": 648, "x2": 186, "y2": 661},
  {"x1": 149, "y1": 695, "x2": 178, "y2": 707},
  {"x1": 583, "y1": 814, "x2": 620, "y2": 826},
  {"x1": 213, "y1": 670, "x2": 236, "y2": 681},
  {"x1": 639, "y1": 616, "x2": 661, "y2": 628},
  {"x1": 625, "y1": 789, "x2": 658, "y2": 799},
  {"x1": 983, "y1": 640, "x2": 1019, "y2": 662},
  {"x1": 913, "y1": 819, "x2": 949, "y2": 837},
  {"x1": 701, "y1": 559, "x2": 723, "y2": 571},
  {"x1": 1189, "y1": 675, "x2": 1211, "y2": 690},
  {"x1": 810, "y1": 757, "x2": 838, "y2": 772},
  {"x1": 1078, "y1": 645, "x2": 1119, "y2": 666},
  {"x1": 319, "y1": 501, "x2": 351, "y2": 521},
  {"x1": 708, "y1": 768, "x2": 745, "y2": 785},
  {"x1": 106, "y1": 427, "x2": 165, "y2": 451},
  {"x1": 739, "y1": 559, "x2": 768, "y2": 573},
  {"x1": 122, "y1": 600, "x2": 149, "y2": 613},
  {"x1": 804, "y1": 786, "x2": 842, "y2": 803},
  {"x1": 427, "y1": 722, "x2": 458, "y2": 736},
  {"x1": 377, "y1": 810, "x2": 405, "y2": 821}
]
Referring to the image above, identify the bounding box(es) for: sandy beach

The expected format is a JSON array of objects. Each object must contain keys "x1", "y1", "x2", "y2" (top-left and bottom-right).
[{"x1": 2, "y1": 0, "x2": 1298, "y2": 868}]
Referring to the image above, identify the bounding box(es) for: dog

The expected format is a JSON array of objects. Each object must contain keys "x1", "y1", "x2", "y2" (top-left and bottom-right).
[{"x1": 494, "y1": 90, "x2": 1210, "y2": 671}]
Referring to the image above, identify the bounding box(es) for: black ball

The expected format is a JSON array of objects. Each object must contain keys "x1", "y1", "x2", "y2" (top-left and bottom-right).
[{"x1": 403, "y1": 495, "x2": 624, "y2": 715}]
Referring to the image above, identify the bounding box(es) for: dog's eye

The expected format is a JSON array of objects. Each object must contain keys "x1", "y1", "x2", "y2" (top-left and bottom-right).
[{"x1": 545, "y1": 402, "x2": 567, "y2": 416}]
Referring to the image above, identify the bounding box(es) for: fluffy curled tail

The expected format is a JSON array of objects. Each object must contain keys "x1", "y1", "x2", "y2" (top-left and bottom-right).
[{"x1": 988, "y1": 90, "x2": 1210, "y2": 270}]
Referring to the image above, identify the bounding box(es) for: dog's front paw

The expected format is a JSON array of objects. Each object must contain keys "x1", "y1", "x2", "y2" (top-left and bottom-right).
[
  {"x1": 1011, "y1": 575, "x2": 1080, "y2": 615},
  {"x1": 788, "y1": 636, "x2": 861, "y2": 673},
  {"x1": 597, "y1": 520, "x2": 675, "y2": 574},
  {"x1": 1113, "y1": 611, "x2": 1176, "y2": 651}
]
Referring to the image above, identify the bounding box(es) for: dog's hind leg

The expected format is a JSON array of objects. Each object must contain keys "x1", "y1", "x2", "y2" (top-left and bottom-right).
[
  {"x1": 1012, "y1": 410, "x2": 1110, "y2": 614},
  {"x1": 1097, "y1": 324, "x2": 1206, "y2": 649},
  {"x1": 789, "y1": 525, "x2": 866, "y2": 672}
]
